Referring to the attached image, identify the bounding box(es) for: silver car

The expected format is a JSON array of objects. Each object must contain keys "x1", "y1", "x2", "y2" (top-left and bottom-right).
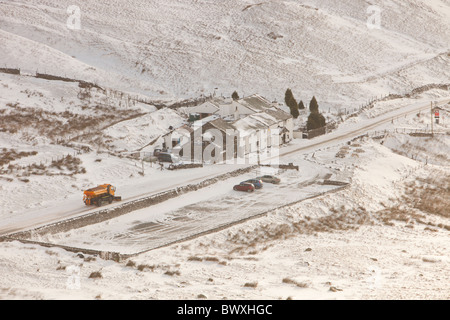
[{"x1": 256, "y1": 175, "x2": 280, "y2": 184}]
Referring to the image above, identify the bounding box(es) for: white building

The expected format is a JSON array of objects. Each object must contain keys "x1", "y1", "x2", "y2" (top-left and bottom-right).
[
  {"x1": 175, "y1": 94, "x2": 294, "y2": 160},
  {"x1": 232, "y1": 108, "x2": 293, "y2": 156}
]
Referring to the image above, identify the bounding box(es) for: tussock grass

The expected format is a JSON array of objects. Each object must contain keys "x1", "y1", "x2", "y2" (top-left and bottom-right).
[
  {"x1": 45, "y1": 250, "x2": 58, "y2": 256},
  {"x1": 282, "y1": 278, "x2": 309, "y2": 288},
  {"x1": 164, "y1": 270, "x2": 181, "y2": 276},
  {"x1": 227, "y1": 206, "x2": 371, "y2": 253},
  {"x1": 188, "y1": 256, "x2": 226, "y2": 265},
  {"x1": 89, "y1": 271, "x2": 103, "y2": 279},
  {"x1": 2, "y1": 154, "x2": 87, "y2": 178},
  {"x1": 126, "y1": 260, "x2": 136, "y2": 267},
  {"x1": 0, "y1": 148, "x2": 38, "y2": 166},
  {"x1": 137, "y1": 264, "x2": 155, "y2": 272},
  {"x1": 84, "y1": 256, "x2": 96, "y2": 262},
  {"x1": 0, "y1": 101, "x2": 144, "y2": 151},
  {"x1": 187, "y1": 256, "x2": 203, "y2": 262},
  {"x1": 404, "y1": 173, "x2": 450, "y2": 218},
  {"x1": 243, "y1": 282, "x2": 258, "y2": 288},
  {"x1": 204, "y1": 257, "x2": 219, "y2": 262}
]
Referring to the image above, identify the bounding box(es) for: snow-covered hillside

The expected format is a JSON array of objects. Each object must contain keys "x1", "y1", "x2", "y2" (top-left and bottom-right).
[
  {"x1": 0, "y1": 0, "x2": 449, "y2": 301},
  {"x1": 1, "y1": 0, "x2": 449, "y2": 108}
]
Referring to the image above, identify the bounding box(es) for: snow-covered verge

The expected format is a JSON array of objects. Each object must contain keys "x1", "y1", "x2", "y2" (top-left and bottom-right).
[{"x1": 0, "y1": 135, "x2": 448, "y2": 300}]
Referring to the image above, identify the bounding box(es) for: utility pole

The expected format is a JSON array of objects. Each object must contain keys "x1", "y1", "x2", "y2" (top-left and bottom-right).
[{"x1": 431, "y1": 101, "x2": 434, "y2": 137}]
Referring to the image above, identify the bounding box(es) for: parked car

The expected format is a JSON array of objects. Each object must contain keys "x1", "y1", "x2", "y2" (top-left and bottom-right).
[
  {"x1": 256, "y1": 175, "x2": 280, "y2": 184},
  {"x1": 243, "y1": 179, "x2": 263, "y2": 189},
  {"x1": 157, "y1": 152, "x2": 180, "y2": 163},
  {"x1": 233, "y1": 182, "x2": 255, "y2": 192}
]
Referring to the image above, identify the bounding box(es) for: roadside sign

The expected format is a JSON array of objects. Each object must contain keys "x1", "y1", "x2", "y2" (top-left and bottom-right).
[{"x1": 434, "y1": 109, "x2": 440, "y2": 124}]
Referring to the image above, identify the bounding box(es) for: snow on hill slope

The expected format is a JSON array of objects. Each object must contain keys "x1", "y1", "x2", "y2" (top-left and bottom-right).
[
  {"x1": 1, "y1": 0, "x2": 449, "y2": 107},
  {"x1": 103, "y1": 108, "x2": 185, "y2": 151}
]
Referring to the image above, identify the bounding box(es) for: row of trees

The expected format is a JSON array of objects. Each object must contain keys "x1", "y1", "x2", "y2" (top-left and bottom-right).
[{"x1": 285, "y1": 89, "x2": 326, "y2": 131}]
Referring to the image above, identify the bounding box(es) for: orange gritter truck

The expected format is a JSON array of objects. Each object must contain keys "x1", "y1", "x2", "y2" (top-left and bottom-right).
[{"x1": 83, "y1": 184, "x2": 122, "y2": 207}]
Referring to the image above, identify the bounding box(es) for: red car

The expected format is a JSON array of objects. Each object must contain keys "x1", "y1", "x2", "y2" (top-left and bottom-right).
[{"x1": 233, "y1": 182, "x2": 255, "y2": 192}]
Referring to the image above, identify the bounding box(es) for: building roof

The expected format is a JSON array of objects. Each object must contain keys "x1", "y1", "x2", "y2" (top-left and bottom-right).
[
  {"x1": 237, "y1": 94, "x2": 275, "y2": 112},
  {"x1": 232, "y1": 115, "x2": 267, "y2": 137},
  {"x1": 207, "y1": 118, "x2": 235, "y2": 132},
  {"x1": 186, "y1": 95, "x2": 292, "y2": 140},
  {"x1": 192, "y1": 114, "x2": 220, "y2": 128},
  {"x1": 249, "y1": 112, "x2": 279, "y2": 127},
  {"x1": 188, "y1": 101, "x2": 220, "y2": 114},
  {"x1": 264, "y1": 107, "x2": 292, "y2": 121},
  {"x1": 190, "y1": 117, "x2": 235, "y2": 144}
]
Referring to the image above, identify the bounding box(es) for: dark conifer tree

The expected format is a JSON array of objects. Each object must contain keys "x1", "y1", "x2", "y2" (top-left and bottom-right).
[
  {"x1": 285, "y1": 89, "x2": 294, "y2": 106},
  {"x1": 290, "y1": 104, "x2": 299, "y2": 119},
  {"x1": 307, "y1": 112, "x2": 326, "y2": 130},
  {"x1": 309, "y1": 96, "x2": 319, "y2": 113},
  {"x1": 298, "y1": 100, "x2": 305, "y2": 110}
]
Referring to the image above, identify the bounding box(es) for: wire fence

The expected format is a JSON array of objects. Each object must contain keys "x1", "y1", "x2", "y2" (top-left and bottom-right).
[{"x1": 365, "y1": 128, "x2": 448, "y2": 139}]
